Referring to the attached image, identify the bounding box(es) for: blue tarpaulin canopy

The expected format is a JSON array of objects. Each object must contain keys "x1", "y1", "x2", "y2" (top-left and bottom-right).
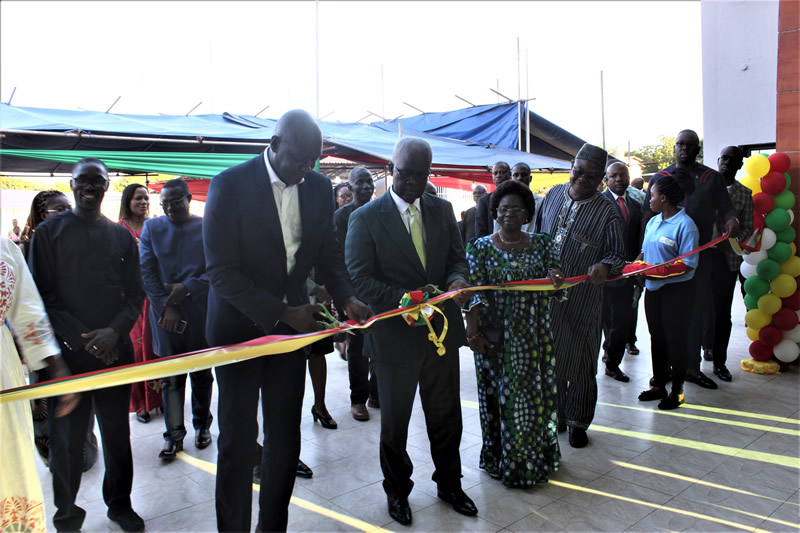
[
  {"x1": 387, "y1": 102, "x2": 587, "y2": 161},
  {"x1": 0, "y1": 104, "x2": 571, "y2": 182}
]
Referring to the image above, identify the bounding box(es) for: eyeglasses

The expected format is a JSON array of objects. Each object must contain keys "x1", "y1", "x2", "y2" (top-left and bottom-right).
[
  {"x1": 338, "y1": 193, "x2": 354, "y2": 200},
  {"x1": 497, "y1": 207, "x2": 527, "y2": 216},
  {"x1": 71, "y1": 177, "x2": 110, "y2": 189},
  {"x1": 160, "y1": 196, "x2": 188, "y2": 209},
  {"x1": 394, "y1": 166, "x2": 429, "y2": 182},
  {"x1": 45, "y1": 206, "x2": 70, "y2": 214}
]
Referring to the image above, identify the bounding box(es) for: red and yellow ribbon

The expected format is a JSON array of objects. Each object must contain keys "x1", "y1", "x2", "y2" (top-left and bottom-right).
[{"x1": 0, "y1": 233, "x2": 731, "y2": 405}]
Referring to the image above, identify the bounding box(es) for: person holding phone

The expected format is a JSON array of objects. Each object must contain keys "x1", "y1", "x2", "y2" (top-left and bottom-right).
[{"x1": 139, "y1": 178, "x2": 214, "y2": 460}]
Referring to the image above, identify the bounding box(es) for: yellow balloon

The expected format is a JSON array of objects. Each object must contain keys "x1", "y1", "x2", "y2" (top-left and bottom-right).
[
  {"x1": 746, "y1": 327, "x2": 760, "y2": 342},
  {"x1": 745, "y1": 309, "x2": 772, "y2": 329},
  {"x1": 791, "y1": 243, "x2": 797, "y2": 257},
  {"x1": 739, "y1": 174, "x2": 762, "y2": 195},
  {"x1": 770, "y1": 273, "x2": 798, "y2": 298},
  {"x1": 780, "y1": 255, "x2": 800, "y2": 277},
  {"x1": 744, "y1": 155, "x2": 770, "y2": 179},
  {"x1": 758, "y1": 293, "x2": 782, "y2": 315}
]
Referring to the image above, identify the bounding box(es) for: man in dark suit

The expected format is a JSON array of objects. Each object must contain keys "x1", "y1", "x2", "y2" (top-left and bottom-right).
[
  {"x1": 459, "y1": 184, "x2": 486, "y2": 245},
  {"x1": 474, "y1": 161, "x2": 511, "y2": 238},
  {"x1": 203, "y1": 109, "x2": 372, "y2": 532},
  {"x1": 346, "y1": 137, "x2": 477, "y2": 526},
  {"x1": 601, "y1": 162, "x2": 642, "y2": 382}
]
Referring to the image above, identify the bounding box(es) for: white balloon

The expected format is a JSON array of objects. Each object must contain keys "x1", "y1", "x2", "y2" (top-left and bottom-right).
[
  {"x1": 773, "y1": 339, "x2": 800, "y2": 363},
  {"x1": 762, "y1": 228, "x2": 777, "y2": 250},
  {"x1": 740, "y1": 262, "x2": 758, "y2": 279},
  {"x1": 744, "y1": 250, "x2": 768, "y2": 265},
  {"x1": 785, "y1": 324, "x2": 800, "y2": 343},
  {"x1": 789, "y1": 209, "x2": 795, "y2": 225}
]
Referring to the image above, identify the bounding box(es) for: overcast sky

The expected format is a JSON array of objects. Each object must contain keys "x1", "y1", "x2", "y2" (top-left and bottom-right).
[{"x1": 0, "y1": 1, "x2": 702, "y2": 151}]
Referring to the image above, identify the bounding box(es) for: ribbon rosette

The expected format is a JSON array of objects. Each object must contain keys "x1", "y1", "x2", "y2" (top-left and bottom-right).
[{"x1": 399, "y1": 290, "x2": 448, "y2": 356}]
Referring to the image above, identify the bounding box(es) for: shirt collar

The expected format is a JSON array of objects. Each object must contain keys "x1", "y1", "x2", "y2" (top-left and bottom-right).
[
  {"x1": 389, "y1": 185, "x2": 421, "y2": 214},
  {"x1": 264, "y1": 148, "x2": 304, "y2": 188},
  {"x1": 608, "y1": 189, "x2": 625, "y2": 201}
]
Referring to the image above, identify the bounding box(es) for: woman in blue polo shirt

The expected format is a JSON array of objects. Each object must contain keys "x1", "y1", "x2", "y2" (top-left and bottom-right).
[{"x1": 638, "y1": 168, "x2": 699, "y2": 410}]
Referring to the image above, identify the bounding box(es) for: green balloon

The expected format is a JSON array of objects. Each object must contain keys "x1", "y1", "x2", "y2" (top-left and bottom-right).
[
  {"x1": 765, "y1": 208, "x2": 791, "y2": 232},
  {"x1": 776, "y1": 226, "x2": 796, "y2": 243},
  {"x1": 744, "y1": 294, "x2": 759, "y2": 310},
  {"x1": 786, "y1": 172, "x2": 792, "y2": 189},
  {"x1": 768, "y1": 242, "x2": 792, "y2": 263},
  {"x1": 774, "y1": 189, "x2": 796, "y2": 210},
  {"x1": 757, "y1": 258, "x2": 781, "y2": 281},
  {"x1": 744, "y1": 275, "x2": 770, "y2": 298}
]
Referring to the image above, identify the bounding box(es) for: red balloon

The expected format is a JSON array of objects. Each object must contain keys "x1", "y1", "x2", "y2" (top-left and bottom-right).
[
  {"x1": 753, "y1": 216, "x2": 765, "y2": 230},
  {"x1": 773, "y1": 307, "x2": 799, "y2": 330},
  {"x1": 758, "y1": 325, "x2": 783, "y2": 346},
  {"x1": 749, "y1": 340, "x2": 773, "y2": 361},
  {"x1": 753, "y1": 192, "x2": 775, "y2": 214},
  {"x1": 782, "y1": 292, "x2": 800, "y2": 310},
  {"x1": 762, "y1": 171, "x2": 787, "y2": 195},
  {"x1": 768, "y1": 152, "x2": 792, "y2": 174}
]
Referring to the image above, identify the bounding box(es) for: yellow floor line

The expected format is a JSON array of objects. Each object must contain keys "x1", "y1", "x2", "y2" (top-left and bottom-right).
[
  {"x1": 678, "y1": 404, "x2": 800, "y2": 425},
  {"x1": 462, "y1": 400, "x2": 479, "y2": 409},
  {"x1": 611, "y1": 461, "x2": 799, "y2": 506},
  {"x1": 548, "y1": 480, "x2": 771, "y2": 532},
  {"x1": 597, "y1": 402, "x2": 800, "y2": 437},
  {"x1": 591, "y1": 425, "x2": 800, "y2": 469},
  {"x1": 704, "y1": 500, "x2": 800, "y2": 529},
  {"x1": 176, "y1": 452, "x2": 391, "y2": 533}
]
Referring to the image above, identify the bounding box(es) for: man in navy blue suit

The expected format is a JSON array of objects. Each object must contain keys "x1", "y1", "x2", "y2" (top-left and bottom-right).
[
  {"x1": 601, "y1": 162, "x2": 642, "y2": 383},
  {"x1": 203, "y1": 109, "x2": 372, "y2": 532}
]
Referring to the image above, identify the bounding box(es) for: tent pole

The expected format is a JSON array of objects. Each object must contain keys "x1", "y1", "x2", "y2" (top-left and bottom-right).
[
  {"x1": 600, "y1": 70, "x2": 606, "y2": 150},
  {"x1": 517, "y1": 37, "x2": 522, "y2": 151},
  {"x1": 525, "y1": 49, "x2": 530, "y2": 153},
  {"x1": 315, "y1": 0, "x2": 320, "y2": 121}
]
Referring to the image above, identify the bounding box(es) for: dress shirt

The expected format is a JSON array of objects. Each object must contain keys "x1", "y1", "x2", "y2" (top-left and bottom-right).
[
  {"x1": 608, "y1": 189, "x2": 629, "y2": 222},
  {"x1": 389, "y1": 186, "x2": 426, "y2": 244},
  {"x1": 264, "y1": 149, "x2": 303, "y2": 275}
]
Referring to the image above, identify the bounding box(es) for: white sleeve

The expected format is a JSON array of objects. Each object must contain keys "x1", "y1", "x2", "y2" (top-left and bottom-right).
[{"x1": 2, "y1": 238, "x2": 60, "y2": 371}]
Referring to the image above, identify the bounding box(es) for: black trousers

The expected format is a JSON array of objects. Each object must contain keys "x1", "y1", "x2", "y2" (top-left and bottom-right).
[
  {"x1": 48, "y1": 383, "x2": 133, "y2": 532},
  {"x1": 601, "y1": 280, "x2": 635, "y2": 369},
  {"x1": 627, "y1": 289, "x2": 641, "y2": 346},
  {"x1": 372, "y1": 342, "x2": 463, "y2": 498},
  {"x1": 709, "y1": 249, "x2": 740, "y2": 368},
  {"x1": 686, "y1": 250, "x2": 712, "y2": 372},
  {"x1": 645, "y1": 277, "x2": 697, "y2": 394},
  {"x1": 347, "y1": 333, "x2": 378, "y2": 405},
  {"x1": 215, "y1": 348, "x2": 306, "y2": 532},
  {"x1": 157, "y1": 333, "x2": 214, "y2": 443}
]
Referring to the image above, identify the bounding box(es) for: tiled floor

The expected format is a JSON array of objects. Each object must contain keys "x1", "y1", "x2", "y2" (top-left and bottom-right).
[{"x1": 35, "y1": 290, "x2": 800, "y2": 532}]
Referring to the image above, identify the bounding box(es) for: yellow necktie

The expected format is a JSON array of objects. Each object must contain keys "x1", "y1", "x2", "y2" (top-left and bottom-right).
[{"x1": 408, "y1": 204, "x2": 426, "y2": 268}]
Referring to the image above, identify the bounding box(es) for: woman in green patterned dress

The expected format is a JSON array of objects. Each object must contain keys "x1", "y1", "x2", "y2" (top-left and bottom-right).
[{"x1": 465, "y1": 180, "x2": 564, "y2": 488}]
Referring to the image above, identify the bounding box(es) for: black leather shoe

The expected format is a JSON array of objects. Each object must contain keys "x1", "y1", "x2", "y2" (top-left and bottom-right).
[
  {"x1": 638, "y1": 387, "x2": 667, "y2": 402},
  {"x1": 703, "y1": 348, "x2": 714, "y2": 361},
  {"x1": 568, "y1": 426, "x2": 588, "y2": 448},
  {"x1": 605, "y1": 366, "x2": 630, "y2": 382},
  {"x1": 311, "y1": 406, "x2": 338, "y2": 429},
  {"x1": 135, "y1": 410, "x2": 150, "y2": 424},
  {"x1": 367, "y1": 396, "x2": 380, "y2": 408},
  {"x1": 158, "y1": 439, "x2": 183, "y2": 460},
  {"x1": 437, "y1": 488, "x2": 478, "y2": 516},
  {"x1": 296, "y1": 459, "x2": 313, "y2": 478},
  {"x1": 195, "y1": 429, "x2": 212, "y2": 449},
  {"x1": 107, "y1": 508, "x2": 144, "y2": 532},
  {"x1": 626, "y1": 343, "x2": 640, "y2": 355},
  {"x1": 713, "y1": 365, "x2": 732, "y2": 382},
  {"x1": 685, "y1": 370, "x2": 718, "y2": 389},
  {"x1": 387, "y1": 494, "x2": 412, "y2": 525}
]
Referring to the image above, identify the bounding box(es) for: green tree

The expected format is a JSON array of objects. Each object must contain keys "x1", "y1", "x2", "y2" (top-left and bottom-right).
[{"x1": 630, "y1": 135, "x2": 704, "y2": 174}]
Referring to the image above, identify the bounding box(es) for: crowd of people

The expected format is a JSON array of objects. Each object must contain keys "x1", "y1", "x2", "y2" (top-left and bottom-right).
[{"x1": 0, "y1": 108, "x2": 754, "y2": 532}]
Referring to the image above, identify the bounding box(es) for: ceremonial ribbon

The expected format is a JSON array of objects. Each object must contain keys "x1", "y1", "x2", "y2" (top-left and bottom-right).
[{"x1": 0, "y1": 233, "x2": 731, "y2": 405}]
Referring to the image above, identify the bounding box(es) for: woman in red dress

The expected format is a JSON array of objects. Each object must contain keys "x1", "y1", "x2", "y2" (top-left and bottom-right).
[{"x1": 119, "y1": 183, "x2": 162, "y2": 422}]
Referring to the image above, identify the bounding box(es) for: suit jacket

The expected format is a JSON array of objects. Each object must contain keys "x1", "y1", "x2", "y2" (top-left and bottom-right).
[
  {"x1": 345, "y1": 191, "x2": 468, "y2": 357},
  {"x1": 461, "y1": 206, "x2": 477, "y2": 245},
  {"x1": 602, "y1": 189, "x2": 642, "y2": 288},
  {"x1": 474, "y1": 192, "x2": 493, "y2": 239},
  {"x1": 203, "y1": 153, "x2": 355, "y2": 347}
]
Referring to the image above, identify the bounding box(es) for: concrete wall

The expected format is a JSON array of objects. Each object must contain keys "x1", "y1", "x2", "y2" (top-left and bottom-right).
[{"x1": 701, "y1": 0, "x2": 779, "y2": 163}]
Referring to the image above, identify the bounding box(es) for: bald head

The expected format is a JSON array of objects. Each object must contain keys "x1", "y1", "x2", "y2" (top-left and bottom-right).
[
  {"x1": 269, "y1": 109, "x2": 323, "y2": 185},
  {"x1": 630, "y1": 177, "x2": 644, "y2": 190},
  {"x1": 605, "y1": 161, "x2": 630, "y2": 196},
  {"x1": 389, "y1": 137, "x2": 433, "y2": 203}
]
